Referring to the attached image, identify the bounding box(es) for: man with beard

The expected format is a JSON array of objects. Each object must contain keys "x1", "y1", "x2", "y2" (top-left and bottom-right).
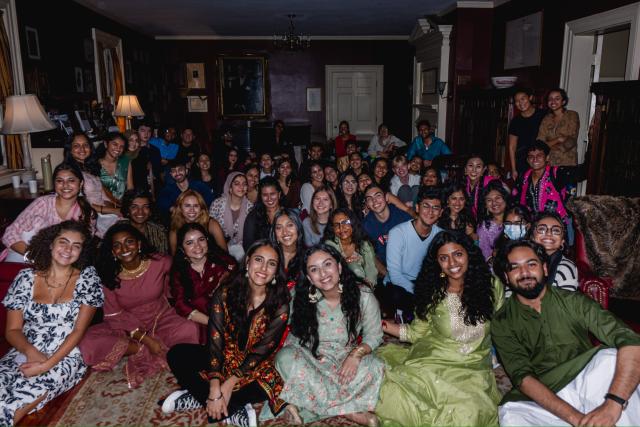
[{"x1": 492, "y1": 240, "x2": 640, "y2": 427}]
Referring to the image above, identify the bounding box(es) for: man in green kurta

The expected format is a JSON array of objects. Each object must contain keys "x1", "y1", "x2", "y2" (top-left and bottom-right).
[{"x1": 492, "y1": 239, "x2": 640, "y2": 426}]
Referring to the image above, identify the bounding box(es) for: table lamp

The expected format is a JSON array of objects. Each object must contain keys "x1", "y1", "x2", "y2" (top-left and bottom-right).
[
  {"x1": 114, "y1": 94, "x2": 144, "y2": 130},
  {"x1": 1, "y1": 94, "x2": 55, "y2": 170}
]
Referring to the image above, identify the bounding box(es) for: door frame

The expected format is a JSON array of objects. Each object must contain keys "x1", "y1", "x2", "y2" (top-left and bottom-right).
[{"x1": 325, "y1": 65, "x2": 384, "y2": 140}]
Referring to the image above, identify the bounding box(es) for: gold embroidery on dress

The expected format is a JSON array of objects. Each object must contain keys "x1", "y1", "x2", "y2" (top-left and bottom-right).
[{"x1": 446, "y1": 293, "x2": 485, "y2": 354}]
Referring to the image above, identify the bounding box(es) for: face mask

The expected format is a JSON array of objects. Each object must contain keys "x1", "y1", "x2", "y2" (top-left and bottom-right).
[{"x1": 504, "y1": 224, "x2": 527, "y2": 240}]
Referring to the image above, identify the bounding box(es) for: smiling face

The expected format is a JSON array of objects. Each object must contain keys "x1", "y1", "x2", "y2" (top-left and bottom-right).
[
  {"x1": 310, "y1": 164, "x2": 324, "y2": 184},
  {"x1": 261, "y1": 185, "x2": 280, "y2": 210},
  {"x1": 230, "y1": 175, "x2": 248, "y2": 198},
  {"x1": 111, "y1": 231, "x2": 142, "y2": 265},
  {"x1": 312, "y1": 190, "x2": 332, "y2": 215},
  {"x1": 182, "y1": 229, "x2": 208, "y2": 263},
  {"x1": 197, "y1": 154, "x2": 211, "y2": 172},
  {"x1": 378, "y1": 125, "x2": 389, "y2": 138},
  {"x1": 393, "y1": 160, "x2": 409, "y2": 178},
  {"x1": 409, "y1": 157, "x2": 422, "y2": 174},
  {"x1": 228, "y1": 150, "x2": 239, "y2": 167},
  {"x1": 416, "y1": 198, "x2": 443, "y2": 227},
  {"x1": 306, "y1": 249, "x2": 342, "y2": 294},
  {"x1": 437, "y1": 242, "x2": 468, "y2": 282},
  {"x1": 246, "y1": 245, "x2": 279, "y2": 287},
  {"x1": 128, "y1": 197, "x2": 151, "y2": 225},
  {"x1": 70, "y1": 135, "x2": 92, "y2": 163},
  {"x1": 278, "y1": 161, "x2": 292, "y2": 178},
  {"x1": 274, "y1": 215, "x2": 298, "y2": 249},
  {"x1": 418, "y1": 124, "x2": 430, "y2": 139},
  {"x1": 260, "y1": 153, "x2": 273, "y2": 170},
  {"x1": 547, "y1": 90, "x2": 565, "y2": 112},
  {"x1": 487, "y1": 164, "x2": 500, "y2": 178},
  {"x1": 365, "y1": 187, "x2": 387, "y2": 214},
  {"x1": 532, "y1": 217, "x2": 565, "y2": 255},
  {"x1": 514, "y1": 92, "x2": 533, "y2": 113},
  {"x1": 51, "y1": 230, "x2": 85, "y2": 267},
  {"x1": 105, "y1": 137, "x2": 126, "y2": 160},
  {"x1": 505, "y1": 246, "x2": 548, "y2": 299},
  {"x1": 374, "y1": 160, "x2": 388, "y2": 180},
  {"x1": 180, "y1": 195, "x2": 202, "y2": 223},
  {"x1": 339, "y1": 122, "x2": 349, "y2": 136},
  {"x1": 349, "y1": 154, "x2": 362, "y2": 171},
  {"x1": 485, "y1": 190, "x2": 507, "y2": 218},
  {"x1": 55, "y1": 170, "x2": 82, "y2": 201},
  {"x1": 170, "y1": 165, "x2": 187, "y2": 183},
  {"x1": 332, "y1": 212, "x2": 353, "y2": 243},
  {"x1": 341, "y1": 175, "x2": 357, "y2": 196},
  {"x1": 245, "y1": 167, "x2": 259, "y2": 189},
  {"x1": 309, "y1": 146, "x2": 323, "y2": 160},
  {"x1": 465, "y1": 157, "x2": 485, "y2": 183},
  {"x1": 527, "y1": 149, "x2": 548, "y2": 171},
  {"x1": 358, "y1": 174, "x2": 372, "y2": 192},
  {"x1": 447, "y1": 190, "x2": 466, "y2": 215},
  {"x1": 422, "y1": 169, "x2": 438, "y2": 186},
  {"x1": 324, "y1": 166, "x2": 338, "y2": 184},
  {"x1": 127, "y1": 133, "x2": 140, "y2": 152}
]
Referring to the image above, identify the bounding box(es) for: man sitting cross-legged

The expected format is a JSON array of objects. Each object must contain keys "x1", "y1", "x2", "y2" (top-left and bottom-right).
[{"x1": 492, "y1": 239, "x2": 640, "y2": 427}]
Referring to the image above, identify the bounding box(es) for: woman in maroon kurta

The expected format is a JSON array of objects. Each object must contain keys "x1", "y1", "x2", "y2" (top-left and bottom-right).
[
  {"x1": 171, "y1": 223, "x2": 236, "y2": 342},
  {"x1": 79, "y1": 223, "x2": 199, "y2": 388}
]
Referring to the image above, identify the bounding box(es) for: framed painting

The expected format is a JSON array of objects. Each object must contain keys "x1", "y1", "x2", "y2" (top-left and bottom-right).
[
  {"x1": 504, "y1": 11, "x2": 543, "y2": 69},
  {"x1": 218, "y1": 55, "x2": 268, "y2": 118}
]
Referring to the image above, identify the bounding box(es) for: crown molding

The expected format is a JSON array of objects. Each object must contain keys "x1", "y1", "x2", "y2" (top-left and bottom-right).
[
  {"x1": 438, "y1": 0, "x2": 511, "y2": 16},
  {"x1": 155, "y1": 35, "x2": 409, "y2": 41}
]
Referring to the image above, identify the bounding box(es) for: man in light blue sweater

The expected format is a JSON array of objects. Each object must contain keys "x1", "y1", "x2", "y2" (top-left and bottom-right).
[{"x1": 385, "y1": 186, "x2": 444, "y2": 321}]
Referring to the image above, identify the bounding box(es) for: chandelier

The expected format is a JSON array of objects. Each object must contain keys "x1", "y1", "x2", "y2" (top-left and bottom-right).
[{"x1": 273, "y1": 14, "x2": 310, "y2": 50}]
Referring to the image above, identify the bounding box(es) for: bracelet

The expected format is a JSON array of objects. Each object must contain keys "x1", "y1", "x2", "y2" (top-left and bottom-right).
[
  {"x1": 207, "y1": 393, "x2": 224, "y2": 402},
  {"x1": 138, "y1": 331, "x2": 147, "y2": 343},
  {"x1": 399, "y1": 324, "x2": 409, "y2": 342},
  {"x1": 349, "y1": 346, "x2": 367, "y2": 360},
  {"x1": 129, "y1": 327, "x2": 140, "y2": 339},
  {"x1": 100, "y1": 206, "x2": 104, "y2": 214},
  {"x1": 605, "y1": 393, "x2": 628, "y2": 409}
]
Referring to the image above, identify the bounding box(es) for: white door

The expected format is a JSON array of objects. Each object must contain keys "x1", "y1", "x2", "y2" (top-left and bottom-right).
[{"x1": 325, "y1": 65, "x2": 383, "y2": 141}]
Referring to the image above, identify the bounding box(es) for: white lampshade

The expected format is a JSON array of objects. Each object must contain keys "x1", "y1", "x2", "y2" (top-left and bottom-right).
[
  {"x1": 1, "y1": 94, "x2": 55, "y2": 134},
  {"x1": 115, "y1": 94, "x2": 144, "y2": 117}
]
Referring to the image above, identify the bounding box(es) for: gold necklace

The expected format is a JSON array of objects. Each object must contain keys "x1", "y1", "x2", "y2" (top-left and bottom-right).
[
  {"x1": 121, "y1": 258, "x2": 148, "y2": 276},
  {"x1": 45, "y1": 270, "x2": 74, "y2": 304}
]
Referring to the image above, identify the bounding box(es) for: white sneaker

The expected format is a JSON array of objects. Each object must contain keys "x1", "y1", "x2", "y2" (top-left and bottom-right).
[
  {"x1": 162, "y1": 390, "x2": 187, "y2": 413},
  {"x1": 225, "y1": 403, "x2": 257, "y2": 427},
  {"x1": 161, "y1": 389, "x2": 202, "y2": 413}
]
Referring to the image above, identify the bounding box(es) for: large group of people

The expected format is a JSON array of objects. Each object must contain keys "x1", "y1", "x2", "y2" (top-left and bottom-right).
[{"x1": 0, "y1": 87, "x2": 638, "y2": 427}]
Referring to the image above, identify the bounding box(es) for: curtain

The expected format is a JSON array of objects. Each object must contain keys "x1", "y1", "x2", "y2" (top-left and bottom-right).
[
  {"x1": 0, "y1": 11, "x2": 22, "y2": 169},
  {"x1": 110, "y1": 47, "x2": 125, "y2": 132}
]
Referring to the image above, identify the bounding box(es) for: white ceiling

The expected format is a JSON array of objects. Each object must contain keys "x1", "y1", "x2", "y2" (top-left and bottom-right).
[{"x1": 73, "y1": 0, "x2": 483, "y2": 37}]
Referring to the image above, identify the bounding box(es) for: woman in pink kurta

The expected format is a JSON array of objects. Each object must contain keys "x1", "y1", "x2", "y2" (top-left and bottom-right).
[{"x1": 79, "y1": 222, "x2": 198, "y2": 388}]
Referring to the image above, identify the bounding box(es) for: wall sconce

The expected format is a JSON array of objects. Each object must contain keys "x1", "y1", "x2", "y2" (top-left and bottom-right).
[
  {"x1": 115, "y1": 94, "x2": 144, "y2": 130},
  {"x1": 1, "y1": 94, "x2": 55, "y2": 170},
  {"x1": 437, "y1": 81, "x2": 448, "y2": 99}
]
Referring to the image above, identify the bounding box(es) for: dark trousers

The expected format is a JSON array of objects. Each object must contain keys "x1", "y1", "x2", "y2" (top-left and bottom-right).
[
  {"x1": 376, "y1": 283, "x2": 415, "y2": 322},
  {"x1": 167, "y1": 343, "x2": 267, "y2": 421}
]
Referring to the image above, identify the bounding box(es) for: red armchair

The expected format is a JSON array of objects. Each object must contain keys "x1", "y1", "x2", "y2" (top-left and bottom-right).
[{"x1": 575, "y1": 227, "x2": 612, "y2": 309}]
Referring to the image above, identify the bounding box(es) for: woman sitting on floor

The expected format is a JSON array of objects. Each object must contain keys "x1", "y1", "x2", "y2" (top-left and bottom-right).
[
  {"x1": 1, "y1": 162, "x2": 96, "y2": 262},
  {"x1": 119, "y1": 189, "x2": 169, "y2": 254},
  {"x1": 79, "y1": 223, "x2": 199, "y2": 388},
  {"x1": 0, "y1": 221, "x2": 103, "y2": 426},
  {"x1": 270, "y1": 209, "x2": 305, "y2": 290},
  {"x1": 437, "y1": 183, "x2": 477, "y2": 241},
  {"x1": 376, "y1": 230, "x2": 504, "y2": 426},
  {"x1": 163, "y1": 240, "x2": 290, "y2": 427},
  {"x1": 168, "y1": 189, "x2": 227, "y2": 255},
  {"x1": 275, "y1": 243, "x2": 384, "y2": 426},
  {"x1": 302, "y1": 185, "x2": 336, "y2": 247},
  {"x1": 171, "y1": 223, "x2": 236, "y2": 343}
]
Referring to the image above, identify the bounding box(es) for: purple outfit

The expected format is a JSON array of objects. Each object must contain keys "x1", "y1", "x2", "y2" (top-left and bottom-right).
[{"x1": 478, "y1": 220, "x2": 504, "y2": 261}]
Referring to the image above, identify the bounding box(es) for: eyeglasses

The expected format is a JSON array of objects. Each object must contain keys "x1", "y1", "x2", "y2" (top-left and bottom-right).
[
  {"x1": 333, "y1": 219, "x2": 352, "y2": 229},
  {"x1": 534, "y1": 224, "x2": 563, "y2": 236}
]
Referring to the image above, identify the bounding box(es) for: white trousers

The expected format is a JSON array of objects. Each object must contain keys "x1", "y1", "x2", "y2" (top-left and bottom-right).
[{"x1": 499, "y1": 349, "x2": 640, "y2": 426}]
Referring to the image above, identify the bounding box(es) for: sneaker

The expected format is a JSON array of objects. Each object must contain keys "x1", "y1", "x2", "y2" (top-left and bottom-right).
[
  {"x1": 225, "y1": 403, "x2": 257, "y2": 427},
  {"x1": 161, "y1": 389, "x2": 202, "y2": 413}
]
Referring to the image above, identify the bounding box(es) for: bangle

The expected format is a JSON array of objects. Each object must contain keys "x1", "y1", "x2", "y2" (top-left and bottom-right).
[
  {"x1": 138, "y1": 331, "x2": 147, "y2": 343},
  {"x1": 605, "y1": 393, "x2": 628, "y2": 409},
  {"x1": 100, "y1": 206, "x2": 104, "y2": 214},
  {"x1": 350, "y1": 346, "x2": 367, "y2": 360},
  {"x1": 129, "y1": 327, "x2": 140, "y2": 339},
  {"x1": 188, "y1": 310, "x2": 198, "y2": 320},
  {"x1": 207, "y1": 393, "x2": 224, "y2": 402},
  {"x1": 399, "y1": 324, "x2": 409, "y2": 342}
]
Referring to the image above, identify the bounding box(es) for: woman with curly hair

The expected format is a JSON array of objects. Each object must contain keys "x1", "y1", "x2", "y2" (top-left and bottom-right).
[
  {"x1": 376, "y1": 230, "x2": 504, "y2": 426},
  {"x1": 275, "y1": 244, "x2": 384, "y2": 425},
  {"x1": 437, "y1": 183, "x2": 477, "y2": 240},
  {"x1": 171, "y1": 223, "x2": 236, "y2": 342},
  {"x1": 242, "y1": 177, "x2": 283, "y2": 251},
  {"x1": 477, "y1": 180, "x2": 510, "y2": 261},
  {"x1": 78, "y1": 223, "x2": 199, "y2": 388},
  {"x1": 336, "y1": 171, "x2": 365, "y2": 219},
  {"x1": 163, "y1": 240, "x2": 290, "y2": 426},
  {"x1": 2, "y1": 162, "x2": 96, "y2": 262},
  {"x1": 324, "y1": 208, "x2": 378, "y2": 286},
  {"x1": 169, "y1": 189, "x2": 227, "y2": 255},
  {"x1": 0, "y1": 221, "x2": 103, "y2": 425}
]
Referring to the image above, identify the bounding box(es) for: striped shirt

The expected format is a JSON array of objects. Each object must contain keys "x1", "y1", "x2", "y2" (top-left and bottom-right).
[{"x1": 552, "y1": 255, "x2": 579, "y2": 292}]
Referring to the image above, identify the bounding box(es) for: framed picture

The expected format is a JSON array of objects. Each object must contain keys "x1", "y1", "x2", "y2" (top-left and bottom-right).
[
  {"x1": 504, "y1": 11, "x2": 543, "y2": 69},
  {"x1": 218, "y1": 55, "x2": 268, "y2": 118},
  {"x1": 306, "y1": 88, "x2": 321, "y2": 112},
  {"x1": 25, "y1": 27, "x2": 40, "y2": 60},
  {"x1": 186, "y1": 63, "x2": 205, "y2": 89},
  {"x1": 83, "y1": 38, "x2": 94, "y2": 62},
  {"x1": 187, "y1": 96, "x2": 208, "y2": 112},
  {"x1": 421, "y1": 68, "x2": 437, "y2": 95},
  {"x1": 74, "y1": 67, "x2": 84, "y2": 92}
]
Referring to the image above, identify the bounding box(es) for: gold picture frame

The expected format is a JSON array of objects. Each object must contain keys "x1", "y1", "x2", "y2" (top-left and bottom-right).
[{"x1": 218, "y1": 55, "x2": 268, "y2": 118}]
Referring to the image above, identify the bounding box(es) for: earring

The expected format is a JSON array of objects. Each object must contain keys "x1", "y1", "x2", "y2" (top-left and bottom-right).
[
  {"x1": 271, "y1": 277, "x2": 276, "y2": 285},
  {"x1": 308, "y1": 287, "x2": 320, "y2": 303},
  {"x1": 338, "y1": 282, "x2": 343, "y2": 293},
  {"x1": 439, "y1": 272, "x2": 446, "y2": 278},
  {"x1": 245, "y1": 271, "x2": 249, "y2": 278}
]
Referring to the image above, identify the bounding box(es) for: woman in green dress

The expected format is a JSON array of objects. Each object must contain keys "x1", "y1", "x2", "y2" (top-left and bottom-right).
[
  {"x1": 275, "y1": 243, "x2": 384, "y2": 426},
  {"x1": 98, "y1": 132, "x2": 133, "y2": 205},
  {"x1": 376, "y1": 230, "x2": 504, "y2": 426}
]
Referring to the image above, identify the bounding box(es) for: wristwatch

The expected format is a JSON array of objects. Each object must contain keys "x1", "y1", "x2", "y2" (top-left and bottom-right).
[{"x1": 605, "y1": 393, "x2": 628, "y2": 409}]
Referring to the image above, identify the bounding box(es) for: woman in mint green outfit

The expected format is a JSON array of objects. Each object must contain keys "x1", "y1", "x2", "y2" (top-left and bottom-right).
[{"x1": 376, "y1": 230, "x2": 504, "y2": 426}]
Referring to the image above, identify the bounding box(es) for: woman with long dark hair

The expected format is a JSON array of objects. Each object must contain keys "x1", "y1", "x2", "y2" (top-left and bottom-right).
[
  {"x1": 324, "y1": 208, "x2": 378, "y2": 286},
  {"x1": 78, "y1": 223, "x2": 199, "y2": 388},
  {"x1": 335, "y1": 171, "x2": 364, "y2": 219},
  {"x1": 438, "y1": 183, "x2": 477, "y2": 240},
  {"x1": 300, "y1": 160, "x2": 325, "y2": 214},
  {"x1": 371, "y1": 157, "x2": 392, "y2": 192},
  {"x1": 376, "y1": 230, "x2": 504, "y2": 426},
  {"x1": 190, "y1": 153, "x2": 216, "y2": 198},
  {"x1": 477, "y1": 180, "x2": 510, "y2": 261},
  {"x1": 243, "y1": 176, "x2": 283, "y2": 251},
  {"x1": 275, "y1": 244, "x2": 384, "y2": 425},
  {"x1": 462, "y1": 154, "x2": 498, "y2": 220},
  {"x1": 275, "y1": 157, "x2": 301, "y2": 210},
  {"x1": 97, "y1": 132, "x2": 134, "y2": 205},
  {"x1": 270, "y1": 209, "x2": 305, "y2": 289},
  {"x1": 124, "y1": 129, "x2": 154, "y2": 193},
  {"x1": 0, "y1": 221, "x2": 102, "y2": 426},
  {"x1": 302, "y1": 185, "x2": 337, "y2": 247},
  {"x1": 119, "y1": 189, "x2": 169, "y2": 254},
  {"x1": 163, "y1": 240, "x2": 290, "y2": 426},
  {"x1": 2, "y1": 162, "x2": 96, "y2": 262},
  {"x1": 171, "y1": 223, "x2": 236, "y2": 342}
]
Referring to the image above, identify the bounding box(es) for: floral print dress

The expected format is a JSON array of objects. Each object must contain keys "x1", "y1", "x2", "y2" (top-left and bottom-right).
[{"x1": 0, "y1": 267, "x2": 104, "y2": 425}]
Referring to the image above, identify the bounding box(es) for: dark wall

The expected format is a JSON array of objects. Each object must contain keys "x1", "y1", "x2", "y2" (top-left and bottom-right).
[
  {"x1": 157, "y1": 39, "x2": 414, "y2": 144},
  {"x1": 490, "y1": 0, "x2": 638, "y2": 90}
]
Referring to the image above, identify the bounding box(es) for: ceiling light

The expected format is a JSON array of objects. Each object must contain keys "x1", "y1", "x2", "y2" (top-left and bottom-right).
[{"x1": 273, "y1": 14, "x2": 310, "y2": 51}]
